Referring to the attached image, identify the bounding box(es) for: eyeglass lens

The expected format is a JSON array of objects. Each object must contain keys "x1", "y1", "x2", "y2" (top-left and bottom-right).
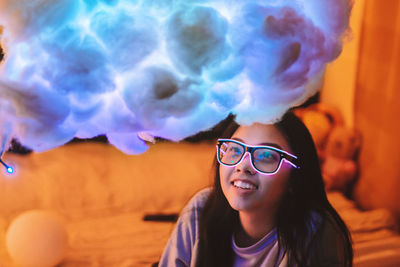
[{"x1": 218, "y1": 141, "x2": 282, "y2": 173}]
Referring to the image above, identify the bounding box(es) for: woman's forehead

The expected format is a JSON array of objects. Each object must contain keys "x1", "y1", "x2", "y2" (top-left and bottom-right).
[{"x1": 231, "y1": 123, "x2": 289, "y2": 148}]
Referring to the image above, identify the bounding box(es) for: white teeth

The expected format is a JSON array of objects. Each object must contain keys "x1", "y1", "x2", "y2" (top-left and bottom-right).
[{"x1": 233, "y1": 180, "x2": 257, "y2": 190}]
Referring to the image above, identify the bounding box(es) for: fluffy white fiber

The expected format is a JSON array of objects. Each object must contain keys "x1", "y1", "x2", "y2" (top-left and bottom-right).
[{"x1": 0, "y1": 0, "x2": 352, "y2": 154}]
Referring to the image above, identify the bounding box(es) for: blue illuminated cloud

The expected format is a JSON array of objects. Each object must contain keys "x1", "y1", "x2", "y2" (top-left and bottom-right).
[
  {"x1": 0, "y1": 0, "x2": 352, "y2": 154},
  {"x1": 166, "y1": 6, "x2": 230, "y2": 76}
]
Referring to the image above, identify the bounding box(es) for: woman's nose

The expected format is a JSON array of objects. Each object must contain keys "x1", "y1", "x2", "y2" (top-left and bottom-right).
[{"x1": 235, "y1": 152, "x2": 256, "y2": 175}]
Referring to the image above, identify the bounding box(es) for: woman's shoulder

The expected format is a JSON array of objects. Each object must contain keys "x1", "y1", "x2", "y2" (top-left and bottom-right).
[
  {"x1": 182, "y1": 187, "x2": 213, "y2": 213},
  {"x1": 309, "y1": 210, "x2": 338, "y2": 229},
  {"x1": 311, "y1": 210, "x2": 343, "y2": 233},
  {"x1": 158, "y1": 189, "x2": 212, "y2": 266},
  {"x1": 309, "y1": 210, "x2": 350, "y2": 266}
]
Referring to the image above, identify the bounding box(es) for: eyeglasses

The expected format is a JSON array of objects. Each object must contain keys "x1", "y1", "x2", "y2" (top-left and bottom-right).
[{"x1": 216, "y1": 139, "x2": 299, "y2": 175}]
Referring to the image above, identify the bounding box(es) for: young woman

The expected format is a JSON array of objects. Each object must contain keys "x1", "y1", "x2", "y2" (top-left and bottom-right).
[{"x1": 159, "y1": 111, "x2": 353, "y2": 267}]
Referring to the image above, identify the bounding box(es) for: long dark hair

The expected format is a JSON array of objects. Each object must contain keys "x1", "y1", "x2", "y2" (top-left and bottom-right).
[{"x1": 196, "y1": 111, "x2": 353, "y2": 266}]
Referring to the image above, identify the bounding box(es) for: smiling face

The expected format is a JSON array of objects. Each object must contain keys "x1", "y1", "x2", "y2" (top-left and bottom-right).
[{"x1": 219, "y1": 123, "x2": 294, "y2": 214}]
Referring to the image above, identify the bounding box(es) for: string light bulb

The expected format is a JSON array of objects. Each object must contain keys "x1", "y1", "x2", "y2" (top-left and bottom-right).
[{"x1": 0, "y1": 158, "x2": 13, "y2": 174}]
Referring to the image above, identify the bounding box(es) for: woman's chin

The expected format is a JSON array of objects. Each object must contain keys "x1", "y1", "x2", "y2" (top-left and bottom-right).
[{"x1": 228, "y1": 197, "x2": 257, "y2": 212}]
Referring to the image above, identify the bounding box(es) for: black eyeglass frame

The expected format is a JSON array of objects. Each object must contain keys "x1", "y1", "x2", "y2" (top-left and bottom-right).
[{"x1": 216, "y1": 138, "x2": 300, "y2": 175}]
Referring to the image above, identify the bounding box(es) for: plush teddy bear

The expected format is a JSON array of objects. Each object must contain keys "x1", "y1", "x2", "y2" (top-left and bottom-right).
[
  {"x1": 322, "y1": 126, "x2": 362, "y2": 192},
  {"x1": 295, "y1": 103, "x2": 343, "y2": 161}
]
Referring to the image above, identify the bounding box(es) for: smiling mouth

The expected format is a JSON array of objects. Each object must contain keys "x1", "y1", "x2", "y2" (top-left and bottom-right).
[{"x1": 231, "y1": 180, "x2": 258, "y2": 190}]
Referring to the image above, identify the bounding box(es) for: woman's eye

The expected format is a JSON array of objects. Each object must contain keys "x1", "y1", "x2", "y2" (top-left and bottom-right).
[
  {"x1": 229, "y1": 147, "x2": 242, "y2": 155},
  {"x1": 255, "y1": 150, "x2": 278, "y2": 162},
  {"x1": 262, "y1": 152, "x2": 273, "y2": 159}
]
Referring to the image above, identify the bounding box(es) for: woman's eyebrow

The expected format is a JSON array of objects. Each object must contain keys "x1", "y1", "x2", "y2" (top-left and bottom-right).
[{"x1": 231, "y1": 137, "x2": 283, "y2": 149}]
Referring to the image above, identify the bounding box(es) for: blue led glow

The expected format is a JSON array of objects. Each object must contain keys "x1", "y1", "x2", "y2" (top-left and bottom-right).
[
  {"x1": 7, "y1": 166, "x2": 13, "y2": 174},
  {"x1": 0, "y1": 158, "x2": 14, "y2": 174}
]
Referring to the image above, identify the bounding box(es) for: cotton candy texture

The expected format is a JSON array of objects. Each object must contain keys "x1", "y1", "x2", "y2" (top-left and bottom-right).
[{"x1": 0, "y1": 0, "x2": 352, "y2": 154}]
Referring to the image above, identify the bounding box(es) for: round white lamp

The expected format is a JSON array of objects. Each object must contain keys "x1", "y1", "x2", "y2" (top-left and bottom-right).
[{"x1": 6, "y1": 210, "x2": 68, "y2": 267}]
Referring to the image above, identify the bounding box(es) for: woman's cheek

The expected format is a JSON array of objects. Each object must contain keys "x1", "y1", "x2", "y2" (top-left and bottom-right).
[{"x1": 219, "y1": 166, "x2": 233, "y2": 191}]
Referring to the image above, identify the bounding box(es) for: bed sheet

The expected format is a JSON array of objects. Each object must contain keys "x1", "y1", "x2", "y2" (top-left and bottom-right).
[
  {"x1": 353, "y1": 235, "x2": 400, "y2": 267},
  {"x1": 328, "y1": 191, "x2": 400, "y2": 266}
]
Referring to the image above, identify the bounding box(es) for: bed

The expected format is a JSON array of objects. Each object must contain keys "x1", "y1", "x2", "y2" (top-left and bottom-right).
[{"x1": 1, "y1": 141, "x2": 399, "y2": 266}]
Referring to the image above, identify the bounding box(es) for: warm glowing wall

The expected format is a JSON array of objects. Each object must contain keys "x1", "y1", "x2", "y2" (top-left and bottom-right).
[
  {"x1": 321, "y1": 0, "x2": 365, "y2": 127},
  {"x1": 322, "y1": 0, "x2": 400, "y2": 222},
  {"x1": 352, "y1": 0, "x2": 400, "y2": 221}
]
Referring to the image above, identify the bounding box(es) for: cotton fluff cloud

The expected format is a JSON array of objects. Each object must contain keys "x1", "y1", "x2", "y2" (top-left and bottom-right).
[{"x1": 0, "y1": 0, "x2": 352, "y2": 154}]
